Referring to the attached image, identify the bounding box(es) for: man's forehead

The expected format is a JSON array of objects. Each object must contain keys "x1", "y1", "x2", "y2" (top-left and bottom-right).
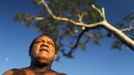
[{"x1": 35, "y1": 35, "x2": 54, "y2": 41}]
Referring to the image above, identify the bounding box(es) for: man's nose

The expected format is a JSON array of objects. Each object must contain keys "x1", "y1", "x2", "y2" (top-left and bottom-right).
[{"x1": 40, "y1": 43, "x2": 49, "y2": 48}]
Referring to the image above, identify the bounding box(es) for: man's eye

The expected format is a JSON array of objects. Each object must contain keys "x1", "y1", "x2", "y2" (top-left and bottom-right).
[
  {"x1": 35, "y1": 41, "x2": 41, "y2": 44},
  {"x1": 48, "y1": 41, "x2": 54, "y2": 46}
]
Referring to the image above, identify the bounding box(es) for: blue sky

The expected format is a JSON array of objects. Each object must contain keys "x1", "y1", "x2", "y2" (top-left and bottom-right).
[{"x1": 0, "y1": 0, "x2": 134, "y2": 75}]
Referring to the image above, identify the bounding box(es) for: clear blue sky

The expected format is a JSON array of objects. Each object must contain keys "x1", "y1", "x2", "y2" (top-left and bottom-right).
[{"x1": 0, "y1": 0, "x2": 134, "y2": 75}]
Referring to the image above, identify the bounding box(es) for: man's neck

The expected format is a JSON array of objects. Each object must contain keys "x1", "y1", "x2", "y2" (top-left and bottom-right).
[{"x1": 30, "y1": 61, "x2": 52, "y2": 72}]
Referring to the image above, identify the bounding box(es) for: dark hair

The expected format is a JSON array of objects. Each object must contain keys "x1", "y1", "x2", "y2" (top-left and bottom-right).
[{"x1": 29, "y1": 34, "x2": 57, "y2": 55}]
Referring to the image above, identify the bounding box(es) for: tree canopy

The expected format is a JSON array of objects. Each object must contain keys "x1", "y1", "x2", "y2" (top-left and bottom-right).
[{"x1": 14, "y1": 0, "x2": 134, "y2": 59}]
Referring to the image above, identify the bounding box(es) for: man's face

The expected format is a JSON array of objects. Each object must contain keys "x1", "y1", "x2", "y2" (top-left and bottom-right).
[{"x1": 30, "y1": 35, "x2": 56, "y2": 64}]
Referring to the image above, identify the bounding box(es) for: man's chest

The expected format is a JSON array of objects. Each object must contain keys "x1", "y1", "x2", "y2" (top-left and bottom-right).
[
  {"x1": 25, "y1": 71, "x2": 58, "y2": 75},
  {"x1": 14, "y1": 70, "x2": 65, "y2": 75}
]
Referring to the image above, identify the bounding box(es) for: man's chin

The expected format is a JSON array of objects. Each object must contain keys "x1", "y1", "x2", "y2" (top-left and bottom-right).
[{"x1": 37, "y1": 58, "x2": 51, "y2": 64}]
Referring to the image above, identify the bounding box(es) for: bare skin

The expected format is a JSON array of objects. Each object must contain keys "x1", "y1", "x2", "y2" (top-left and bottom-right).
[{"x1": 3, "y1": 35, "x2": 66, "y2": 75}]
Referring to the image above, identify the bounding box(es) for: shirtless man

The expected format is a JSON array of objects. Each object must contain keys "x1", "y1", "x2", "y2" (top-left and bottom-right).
[{"x1": 3, "y1": 34, "x2": 66, "y2": 75}]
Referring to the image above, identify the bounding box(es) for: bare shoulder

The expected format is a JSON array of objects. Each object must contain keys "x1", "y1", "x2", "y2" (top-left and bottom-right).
[
  {"x1": 2, "y1": 69, "x2": 18, "y2": 75},
  {"x1": 3, "y1": 67, "x2": 34, "y2": 75}
]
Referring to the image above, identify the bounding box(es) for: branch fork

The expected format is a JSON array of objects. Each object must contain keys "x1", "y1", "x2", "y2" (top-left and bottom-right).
[{"x1": 35, "y1": 0, "x2": 134, "y2": 50}]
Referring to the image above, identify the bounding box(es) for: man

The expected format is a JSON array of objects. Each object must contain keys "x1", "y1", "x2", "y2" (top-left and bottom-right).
[{"x1": 3, "y1": 34, "x2": 66, "y2": 75}]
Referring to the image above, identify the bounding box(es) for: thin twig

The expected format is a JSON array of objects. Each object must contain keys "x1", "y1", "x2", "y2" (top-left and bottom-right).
[{"x1": 121, "y1": 27, "x2": 133, "y2": 32}]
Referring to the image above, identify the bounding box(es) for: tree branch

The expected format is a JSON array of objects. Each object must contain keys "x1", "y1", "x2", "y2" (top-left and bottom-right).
[
  {"x1": 42, "y1": 1, "x2": 102, "y2": 28},
  {"x1": 121, "y1": 27, "x2": 133, "y2": 32},
  {"x1": 69, "y1": 28, "x2": 90, "y2": 53},
  {"x1": 40, "y1": 0, "x2": 134, "y2": 50},
  {"x1": 102, "y1": 21, "x2": 134, "y2": 50},
  {"x1": 91, "y1": 4, "x2": 134, "y2": 49}
]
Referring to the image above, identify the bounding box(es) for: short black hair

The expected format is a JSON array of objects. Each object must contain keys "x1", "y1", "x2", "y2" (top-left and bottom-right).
[{"x1": 29, "y1": 34, "x2": 58, "y2": 55}]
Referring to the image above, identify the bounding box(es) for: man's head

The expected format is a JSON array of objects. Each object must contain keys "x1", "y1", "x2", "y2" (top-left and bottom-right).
[{"x1": 29, "y1": 34, "x2": 57, "y2": 65}]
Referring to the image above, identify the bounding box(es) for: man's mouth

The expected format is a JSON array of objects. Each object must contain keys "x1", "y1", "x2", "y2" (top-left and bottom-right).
[{"x1": 39, "y1": 48, "x2": 49, "y2": 53}]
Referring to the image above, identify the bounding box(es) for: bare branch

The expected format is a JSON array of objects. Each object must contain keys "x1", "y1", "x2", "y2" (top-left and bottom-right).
[
  {"x1": 77, "y1": 13, "x2": 87, "y2": 30},
  {"x1": 91, "y1": 4, "x2": 134, "y2": 50},
  {"x1": 41, "y1": 0, "x2": 134, "y2": 50},
  {"x1": 102, "y1": 21, "x2": 134, "y2": 50},
  {"x1": 71, "y1": 28, "x2": 89, "y2": 50},
  {"x1": 42, "y1": 1, "x2": 102, "y2": 28},
  {"x1": 77, "y1": 13, "x2": 87, "y2": 22},
  {"x1": 91, "y1": 4, "x2": 102, "y2": 16},
  {"x1": 91, "y1": 4, "x2": 106, "y2": 21},
  {"x1": 121, "y1": 27, "x2": 133, "y2": 32},
  {"x1": 102, "y1": 8, "x2": 106, "y2": 20}
]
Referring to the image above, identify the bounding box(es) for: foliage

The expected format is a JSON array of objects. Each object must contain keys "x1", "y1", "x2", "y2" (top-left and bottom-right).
[{"x1": 14, "y1": 0, "x2": 134, "y2": 59}]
